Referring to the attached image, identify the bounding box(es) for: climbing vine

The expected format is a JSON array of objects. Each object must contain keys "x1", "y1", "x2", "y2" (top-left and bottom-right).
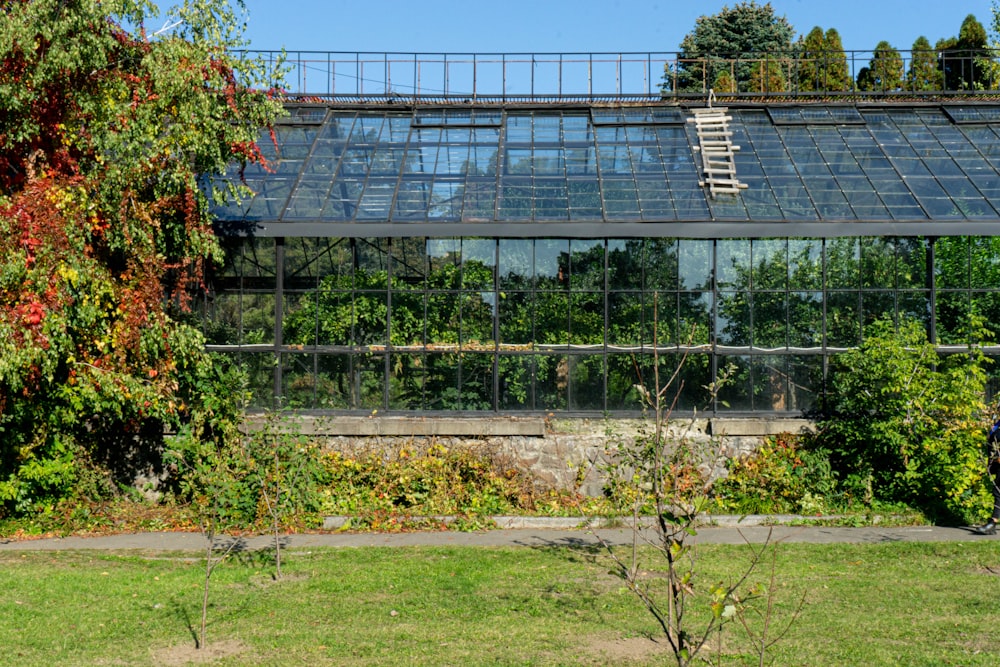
[{"x1": 0, "y1": 0, "x2": 284, "y2": 515}]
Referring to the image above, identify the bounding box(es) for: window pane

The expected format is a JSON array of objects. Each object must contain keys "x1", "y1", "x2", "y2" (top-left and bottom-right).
[
  {"x1": 569, "y1": 356, "x2": 605, "y2": 411},
  {"x1": 716, "y1": 356, "x2": 752, "y2": 411},
  {"x1": 753, "y1": 292, "x2": 788, "y2": 348},
  {"x1": 827, "y1": 292, "x2": 860, "y2": 347},
  {"x1": 752, "y1": 356, "x2": 788, "y2": 411},
  {"x1": 788, "y1": 292, "x2": 824, "y2": 348},
  {"x1": 536, "y1": 354, "x2": 568, "y2": 410},
  {"x1": 717, "y1": 292, "x2": 750, "y2": 346},
  {"x1": 936, "y1": 291, "x2": 969, "y2": 344},
  {"x1": 498, "y1": 355, "x2": 534, "y2": 410}
]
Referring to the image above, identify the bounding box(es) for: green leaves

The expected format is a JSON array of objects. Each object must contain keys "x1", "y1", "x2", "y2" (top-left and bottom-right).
[
  {"x1": 0, "y1": 2, "x2": 283, "y2": 517},
  {"x1": 819, "y1": 316, "x2": 991, "y2": 522}
]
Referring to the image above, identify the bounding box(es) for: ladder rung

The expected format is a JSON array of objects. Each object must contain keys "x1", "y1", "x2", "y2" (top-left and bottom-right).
[{"x1": 692, "y1": 116, "x2": 733, "y2": 125}]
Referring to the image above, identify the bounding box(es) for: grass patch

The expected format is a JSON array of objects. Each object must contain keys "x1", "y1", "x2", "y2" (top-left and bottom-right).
[{"x1": 2, "y1": 540, "x2": 1000, "y2": 665}]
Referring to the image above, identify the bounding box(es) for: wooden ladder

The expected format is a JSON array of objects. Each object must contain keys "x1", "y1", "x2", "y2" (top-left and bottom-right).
[{"x1": 688, "y1": 107, "x2": 748, "y2": 198}]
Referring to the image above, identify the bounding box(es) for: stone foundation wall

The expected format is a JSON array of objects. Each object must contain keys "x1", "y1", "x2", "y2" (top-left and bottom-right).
[{"x1": 253, "y1": 416, "x2": 815, "y2": 497}]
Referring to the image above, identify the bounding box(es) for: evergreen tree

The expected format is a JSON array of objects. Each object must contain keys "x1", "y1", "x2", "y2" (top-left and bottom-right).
[
  {"x1": 908, "y1": 36, "x2": 941, "y2": 91},
  {"x1": 939, "y1": 14, "x2": 991, "y2": 90},
  {"x1": 750, "y1": 58, "x2": 788, "y2": 94},
  {"x1": 858, "y1": 41, "x2": 903, "y2": 91},
  {"x1": 669, "y1": 1, "x2": 796, "y2": 93},
  {"x1": 823, "y1": 29, "x2": 852, "y2": 91},
  {"x1": 798, "y1": 26, "x2": 826, "y2": 91},
  {"x1": 797, "y1": 26, "x2": 851, "y2": 92}
]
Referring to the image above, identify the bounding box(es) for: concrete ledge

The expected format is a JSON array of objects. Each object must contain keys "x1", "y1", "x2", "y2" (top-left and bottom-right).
[
  {"x1": 250, "y1": 416, "x2": 547, "y2": 437},
  {"x1": 322, "y1": 513, "x2": 854, "y2": 531},
  {"x1": 709, "y1": 418, "x2": 815, "y2": 437}
]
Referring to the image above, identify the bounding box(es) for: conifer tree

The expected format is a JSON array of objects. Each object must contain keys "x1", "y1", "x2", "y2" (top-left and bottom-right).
[{"x1": 908, "y1": 36, "x2": 942, "y2": 91}]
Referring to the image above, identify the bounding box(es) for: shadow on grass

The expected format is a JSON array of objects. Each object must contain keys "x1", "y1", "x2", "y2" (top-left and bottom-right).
[{"x1": 169, "y1": 597, "x2": 200, "y2": 649}]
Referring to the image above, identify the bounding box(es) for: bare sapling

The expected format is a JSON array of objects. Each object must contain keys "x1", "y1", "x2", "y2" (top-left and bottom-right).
[{"x1": 594, "y1": 293, "x2": 800, "y2": 666}]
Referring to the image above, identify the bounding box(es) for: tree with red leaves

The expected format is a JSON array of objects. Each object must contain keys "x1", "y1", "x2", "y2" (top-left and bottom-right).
[{"x1": 0, "y1": 0, "x2": 283, "y2": 515}]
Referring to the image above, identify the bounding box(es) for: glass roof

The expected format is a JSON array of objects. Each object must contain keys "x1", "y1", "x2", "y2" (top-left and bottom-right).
[{"x1": 212, "y1": 104, "x2": 1000, "y2": 236}]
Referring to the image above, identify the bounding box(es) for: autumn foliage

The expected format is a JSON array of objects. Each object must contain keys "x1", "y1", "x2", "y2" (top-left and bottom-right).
[{"x1": 0, "y1": 0, "x2": 283, "y2": 515}]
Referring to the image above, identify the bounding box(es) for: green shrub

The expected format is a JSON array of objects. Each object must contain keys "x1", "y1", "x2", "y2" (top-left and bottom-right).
[
  {"x1": 318, "y1": 441, "x2": 593, "y2": 527},
  {"x1": 816, "y1": 317, "x2": 992, "y2": 524},
  {"x1": 711, "y1": 434, "x2": 836, "y2": 514}
]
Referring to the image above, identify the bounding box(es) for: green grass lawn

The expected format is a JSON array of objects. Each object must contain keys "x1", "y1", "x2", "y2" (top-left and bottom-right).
[{"x1": 2, "y1": 540, "x2": 999, "y2": 665}]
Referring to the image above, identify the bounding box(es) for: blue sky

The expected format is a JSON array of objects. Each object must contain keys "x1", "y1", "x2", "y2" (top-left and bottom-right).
[{"x1": 150, "y1": 0, "x2": 996, "y2": 53}]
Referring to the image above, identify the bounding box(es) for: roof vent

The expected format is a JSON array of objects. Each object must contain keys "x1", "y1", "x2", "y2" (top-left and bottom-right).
[{"x1": 688, "y1": 107, "x2": 748, "y2": 198}]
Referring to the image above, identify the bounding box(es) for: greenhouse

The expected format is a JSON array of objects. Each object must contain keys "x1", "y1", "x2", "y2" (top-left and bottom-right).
[{"x1": 205, "y1": 53, "x2": 1000, "y2": 416}]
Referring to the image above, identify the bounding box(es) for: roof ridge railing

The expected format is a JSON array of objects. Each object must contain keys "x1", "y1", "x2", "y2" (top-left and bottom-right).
[{"x1": 239, "y1": 49, "x2": 1000, "y2": 100}]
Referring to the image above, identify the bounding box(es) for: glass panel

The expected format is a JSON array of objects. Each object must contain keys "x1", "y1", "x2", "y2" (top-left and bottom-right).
[
  {"x1": 716, "y1": 239, "x2": 750, "y2": 290},
  {"x1": 570, "y1": 292, "x2": 604, "y2": 345},
  {"x1": 462, "y1": 238, "x2": 495, "y2": 290},
  {"x1": 647, "y1": 292, "x2": 679, "y2": 346},
  {"x1": 460, "y1": 353, "x2": 495, "y2": 411},
  {"x1": 311, "y1": 354, "x2": 353, "y2": 409},
  {"x1": 716, "y1": 292, "x2": 750, "y2": 346},
  {"x1": 934, "y1": 237, "x2": 969, "y2": 289},
  {"x1": 203, "y1": 293, "x2": 243, "y2": 345},
  {"x1": 499, "y1": 291, "x2": 533, "y2": 345},
  {"x1": 679, "y1": 292, "x2": 712, "y2": 346},
  {"x1": 716, "y1": 355, "x2": 752, "y2": 412},
  {"x1": 826, "y1": 292, "x2": 860, "y2": 347},
  {"x1": 895, "y1": 238, "x2": 927, "y2": 289},
  {"x1": 569, "y1": 240, "x2": 605, "y2": 289},
  {"x1": 239, "y1": 352, "x2": 277, "y2": 410},
  {"x1": 391, "y1": 291, "x2": 426, "y2": 346},
  {"x1": 608, "y1": 292, "x2": 643, "y2": 346},
  {"x1": 425, "y1": 290, "x2": 459, "y2": 345},
  {"x1": 282, "y1": 353, "x2": 319, "y2": 409},
  {"x1": 607, "y1": 354, "x2": 643, "y2": 411},
  {"x1": 788, "y1": 292, "x2": 824, "y2": 348},
  {"x1": 422, "y1": 353, "x2": 460, "y2": 409},
  {"x1": 898, "y1": 291, "x2": 930, "y2": 330},
  {"x1": 283, "y1": 292, "x2": 316, "y2": 346},
  {"x1": 970, "y1": 237, "x2": 1000, "y2": 289},
  {"x1": 678, "y1": 240, "x2": 712, "y2": 291},
  {"x1": 788, "y1": 239, "x2": 823, "y2": 290},
  {"x1": 607, "y1": 239, "x2": 642, "y2": 290},
  {"x1": 936, "y1": 291, "x2": 969, "y2": 344},
  {"x1": 498, "y1": 355, "x2": 534, "y2": 410},
  {"x1": 535, "y1": 239, "x2": 569, "y2": 290},
  {"x1": 535, "y1": 292, "x2": 569, "y2": 345},
  {"x1": 240, "y1": 294, "x2": 275, "y2": 345},
  {"x1": 788, "y1": 355, "x2": 823, "y2": 414},
  {"x1": 753, "y1": 292, "x2": 787, "y2": 348},
  {"x1": 644, "y1": 239, "x2": 679, "y2": 291},
  {"x1": 499, "y1": 239, "x2": 533, "y2": 289},
  {"x1": 536, "y1": 354, "x2": 568, "y2": 410},
  {"x1": 861, "y1": 237, "x2": 896, "y2": 288},
  {"x1": 388, "y1": 353, "x2": 425, "y2": 410},
  {"x1": 351, "y1": 291, "x2": 389, "y2": 347},
  {"x1": 461, "y1": 293, "x2": 495, "y2": 346},
  {"x1": 675, "y1": 354, "x2": 714, "y2": 411},
  {"x1": 752, "y1": 239, "x2": 787, "y2": 290},
  {"x1": 972, "y1": 293, "x2": 1000, "y2": 342},
  {"x1": 568, "y1": 356, "x2": 605, "y2": 411},
  {"x1": 861, "y1": 291, "x2": 895, "y2": 329},
  {"x1": 825, "y1": 238, "x2": 859, "y2": 289},
  {"x1": 753, "y1": 356, "x2": 788, "y2": 411}
]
